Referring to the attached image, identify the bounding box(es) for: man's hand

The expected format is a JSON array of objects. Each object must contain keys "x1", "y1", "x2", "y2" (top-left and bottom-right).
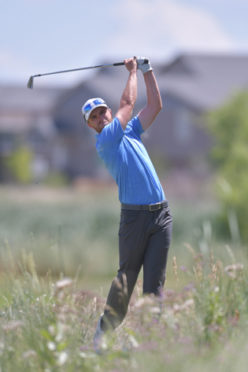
[
  {"x1": 137, "y1": 57, "x2": 152, "y2": 74},
  {"x1": 124, "y1": 57, "x2": 137, "y2": 73}
]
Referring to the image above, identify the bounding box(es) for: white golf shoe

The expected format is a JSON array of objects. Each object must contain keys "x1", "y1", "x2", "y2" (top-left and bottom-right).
[{"x1": 93, "y1": 315, "x2": 107, "y2": 354}]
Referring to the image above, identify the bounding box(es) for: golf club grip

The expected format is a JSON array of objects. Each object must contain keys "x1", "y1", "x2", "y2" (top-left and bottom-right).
[
  {"x1": 113, "y1": 59, "x2": 149, "y2": 67},
  {"x1": 113, "y1": 62, "x2": 125, "y2": 66}
]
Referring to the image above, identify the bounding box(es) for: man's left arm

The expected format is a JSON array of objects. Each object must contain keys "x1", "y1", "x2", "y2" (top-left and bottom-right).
[{"x1": 137, "y1": 59, "x2": 162, "y2": 131}]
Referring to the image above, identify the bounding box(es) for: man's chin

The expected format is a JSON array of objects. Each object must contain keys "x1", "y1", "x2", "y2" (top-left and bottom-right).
[
  {"x1": 98, "y1": 121, "x2": 110, "y2": 132},
  {"x1": 102, "y1": 122, "x2": 110, "y2": 129}
]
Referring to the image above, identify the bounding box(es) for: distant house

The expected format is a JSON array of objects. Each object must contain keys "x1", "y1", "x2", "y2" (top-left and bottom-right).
[
  {"x1": 53, "y1": 53, "x2": 248, "y2": 180},
  {"x1": 155, "y1": 53, "x2": 248, "y2": 165},
  {"x1": 0, "y1": 85, "x2": 67, "y2": 181},
  {"x1": 1, "y1": 53, "x2": 248, "y2": 184}
]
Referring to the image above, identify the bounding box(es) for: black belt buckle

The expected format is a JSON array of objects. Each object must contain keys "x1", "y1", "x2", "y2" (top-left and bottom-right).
[{"x1": 148, "y1": 202, "x2": 161, "y2": 212}]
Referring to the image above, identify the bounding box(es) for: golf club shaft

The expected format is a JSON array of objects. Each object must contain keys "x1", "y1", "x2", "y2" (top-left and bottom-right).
[
  {"x1": 32, "y1": 62, "x2": 125, "y2": 78},
  {"x1": 27, "y1": 59, "x2": 148, "y2": 88}
]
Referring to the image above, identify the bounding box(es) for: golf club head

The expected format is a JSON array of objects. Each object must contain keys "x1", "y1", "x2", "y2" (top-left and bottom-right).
[{"x1": 27, "y1": 76, "x2": 34, "y2": 89}]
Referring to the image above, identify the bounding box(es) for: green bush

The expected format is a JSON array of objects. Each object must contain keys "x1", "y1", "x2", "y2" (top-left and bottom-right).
[
  {"x1": 6, "y1": 146, "x2": 32, "y2": 184},
  {"x1": 208, "y1": 90, "x2": 248, "y2": 243}
]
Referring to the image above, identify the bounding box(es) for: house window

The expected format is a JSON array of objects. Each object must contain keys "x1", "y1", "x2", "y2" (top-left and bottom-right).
[
  {"x1": 0, "y1": 133, "x2": 14, "y2": 155},
  {"x1": 175, "y1": 109, "x2": 192, "y2": 144}
]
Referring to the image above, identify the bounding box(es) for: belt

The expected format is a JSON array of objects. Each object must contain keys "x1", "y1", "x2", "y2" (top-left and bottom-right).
[{"x1": 121, "y1": 201, "x2": 168, "y2": 212}]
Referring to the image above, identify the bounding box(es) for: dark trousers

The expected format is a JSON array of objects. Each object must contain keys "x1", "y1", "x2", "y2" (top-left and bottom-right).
[{"x1": 101, "y1": 204, "x2": 173, "y2": 331}]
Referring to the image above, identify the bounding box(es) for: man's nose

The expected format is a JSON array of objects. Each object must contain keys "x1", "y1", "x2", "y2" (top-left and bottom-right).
[{"x1": 99, "y1": 113, "x2": 105, "y2": 121}]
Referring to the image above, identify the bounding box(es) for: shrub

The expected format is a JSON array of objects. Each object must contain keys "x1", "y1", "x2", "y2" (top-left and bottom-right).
[
  {"x1": 207, "y1": 90, "x2": 248, "y2": 243},
  {"x1": 6, "y1": 146, "x2": 32, "y2": 184}
]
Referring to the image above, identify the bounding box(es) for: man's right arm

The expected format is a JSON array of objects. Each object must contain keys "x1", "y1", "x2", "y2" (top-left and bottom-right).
[{"x1": 115, "y1": 57, "x2": 137, "y2": 131}]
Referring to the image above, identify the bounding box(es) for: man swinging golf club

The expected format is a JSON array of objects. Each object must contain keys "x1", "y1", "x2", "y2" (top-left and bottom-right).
[{"x1": 82, "y1": 56, "x2": 173, "y2": 352}]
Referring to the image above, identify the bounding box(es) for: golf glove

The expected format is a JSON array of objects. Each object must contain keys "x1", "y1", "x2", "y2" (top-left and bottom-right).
[{"x1": 137, "y1": 57, "x2": 152, "y2": 74}]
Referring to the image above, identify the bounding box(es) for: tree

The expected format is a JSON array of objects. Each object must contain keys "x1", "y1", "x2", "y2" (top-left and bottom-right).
[
  {"x1": 208, "y1": 90, "x2": 248, "y2": 243},
  {"x1": 6, "y1": 146, "x2": 32, "y2": 184}
]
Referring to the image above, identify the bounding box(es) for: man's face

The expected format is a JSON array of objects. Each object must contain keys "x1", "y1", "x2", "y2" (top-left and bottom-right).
[{"x1": 87, "y1": 106, "x2": 112, "y2": 133}]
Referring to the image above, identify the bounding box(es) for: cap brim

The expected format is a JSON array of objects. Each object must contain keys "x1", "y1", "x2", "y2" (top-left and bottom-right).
[{"x1": 85, "y1": 104, "x2": 107, "y2": 122}]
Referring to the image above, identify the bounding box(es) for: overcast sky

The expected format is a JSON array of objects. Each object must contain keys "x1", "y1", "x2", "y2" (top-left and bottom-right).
[{"x1": 1, "y1": 0, "x2": 248, "y2": 86}]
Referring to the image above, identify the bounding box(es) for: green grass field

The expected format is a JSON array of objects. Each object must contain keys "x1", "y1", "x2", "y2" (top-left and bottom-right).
[{"x1": 0, "y1": 186, "x2": 247, "y2": 371}]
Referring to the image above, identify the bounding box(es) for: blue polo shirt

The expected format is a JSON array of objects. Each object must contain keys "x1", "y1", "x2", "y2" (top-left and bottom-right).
[{"x1": 96, "y1": 116, "x2": 166, "y2": 205}]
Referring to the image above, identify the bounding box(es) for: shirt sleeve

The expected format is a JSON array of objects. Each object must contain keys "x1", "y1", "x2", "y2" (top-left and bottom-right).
[{"x1": 126, "y1": 116, "x2": 144, "y2": 139}]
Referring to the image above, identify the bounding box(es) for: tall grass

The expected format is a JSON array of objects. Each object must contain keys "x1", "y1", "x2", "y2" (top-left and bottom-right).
[
  {"x1": 0, "y1": 238, "x2": 247, "y2": 371},
  {"x1": 0, "y1": 186, "x2": 120, "y2": 285},
  {"x1": 0, "y1": 186, "x2": 225, "y2": 280},
  {"x1": 0, "y1": 186, "x2": 248, "y2": 371}
]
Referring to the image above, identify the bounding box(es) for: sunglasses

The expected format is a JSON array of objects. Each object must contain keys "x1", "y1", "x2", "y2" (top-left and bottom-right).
[{"x1": 83, "y1": 99, "x2": 105, "y2": 114}]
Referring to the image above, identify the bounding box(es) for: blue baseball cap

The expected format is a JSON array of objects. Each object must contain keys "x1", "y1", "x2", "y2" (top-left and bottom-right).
[{"x1": 82, "y1": 97, "x2": 107, "y2": 122}]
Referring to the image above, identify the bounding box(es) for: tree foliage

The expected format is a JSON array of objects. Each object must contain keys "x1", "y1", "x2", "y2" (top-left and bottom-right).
[
  {"x1": 6, "y1": 146, "x2": 32, "y2": 184},
  {"x1": 208, "y1": 90, "x2": 248, "y2": 243}
]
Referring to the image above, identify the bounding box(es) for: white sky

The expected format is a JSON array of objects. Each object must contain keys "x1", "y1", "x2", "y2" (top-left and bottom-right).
[{"x1": 0, "y1": 0, "x2": 247, "y2": 86}]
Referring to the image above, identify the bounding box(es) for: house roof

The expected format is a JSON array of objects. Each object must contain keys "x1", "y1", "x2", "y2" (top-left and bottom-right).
[
  {"x1": 159, "y1": 53, "x2": 248, "y2": 111},
  {"x1": 0, "y1": 84, "x2": 68, "y2": 133},
  {"x1": 0, "y1": 85, "x2": 67, "y2": 115},
  {"x1": 54, "y1": 53, "x2": 248, "y2": 117},
  {"x1": 1, "y1": 53, "x2": 248, "y2": 133}
]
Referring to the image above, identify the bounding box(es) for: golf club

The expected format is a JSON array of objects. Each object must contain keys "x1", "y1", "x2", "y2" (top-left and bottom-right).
[{"x1": 27, "y1": 59, "x2": 148, "y2": 89}]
